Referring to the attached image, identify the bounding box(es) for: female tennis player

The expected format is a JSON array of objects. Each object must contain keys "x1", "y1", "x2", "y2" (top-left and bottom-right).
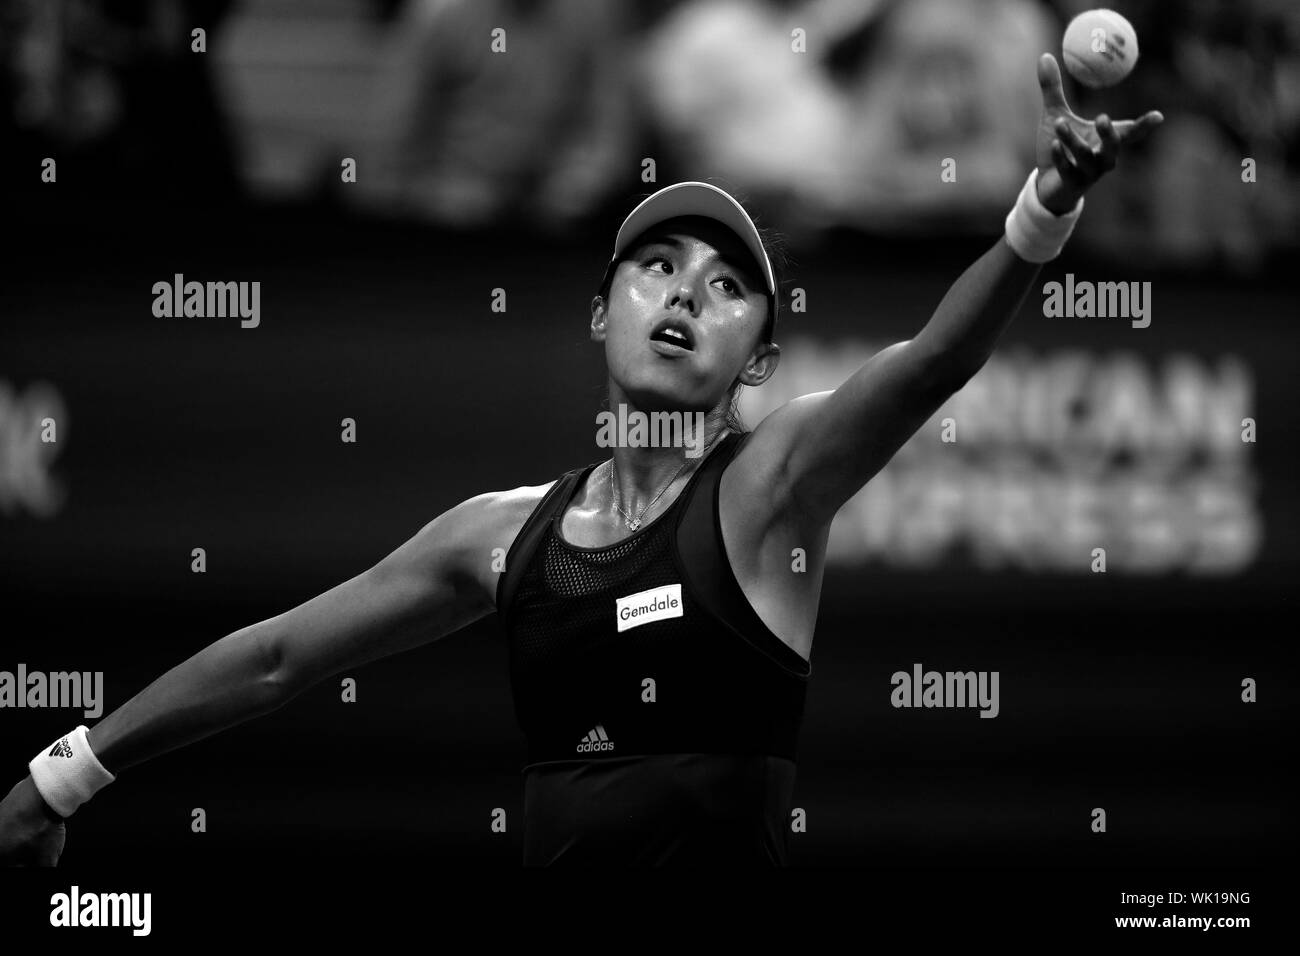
[{"x1": 2, "y1": 55, "x2": 1159, "y2": 866}]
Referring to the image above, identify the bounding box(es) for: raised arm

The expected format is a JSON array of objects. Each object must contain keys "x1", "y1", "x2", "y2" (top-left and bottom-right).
[
  {"x1": 0, "y1": 485, "x2": 546, "y2": 864},
  {"x1": 744, "y1": 55, "x2": 1162, "y2": 523}
]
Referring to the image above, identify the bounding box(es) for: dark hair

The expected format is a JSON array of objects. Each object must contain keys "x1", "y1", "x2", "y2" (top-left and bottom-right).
[{"x1": 596, "y1": 223, "x2": 788, "y2": 434}]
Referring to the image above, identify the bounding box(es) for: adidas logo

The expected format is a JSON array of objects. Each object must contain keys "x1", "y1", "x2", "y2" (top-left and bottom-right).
[
  {"x1": 576, "y1": 723, "x2": 614, "y2": 754},
  {"x1": 49, "y1": 737, "x2": 73, "y2": 758}
]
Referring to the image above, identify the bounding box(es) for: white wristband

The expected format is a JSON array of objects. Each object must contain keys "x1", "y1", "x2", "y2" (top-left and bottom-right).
[
  {"x1": 29, "y1": 725, "x2": 116, "y2": 818},
  {"x1": 1003, "y1": 168, "x2": 1084, "y2": 263}
]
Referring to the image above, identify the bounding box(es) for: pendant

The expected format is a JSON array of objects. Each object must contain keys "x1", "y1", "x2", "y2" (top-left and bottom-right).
[{"x1": 627, "y1": 518, "x2": 641, "y2": 531}]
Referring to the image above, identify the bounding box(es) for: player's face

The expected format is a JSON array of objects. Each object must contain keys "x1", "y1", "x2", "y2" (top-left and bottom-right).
[{"x1": 593, "y1": 216, "x2": 770, "y2": 415}]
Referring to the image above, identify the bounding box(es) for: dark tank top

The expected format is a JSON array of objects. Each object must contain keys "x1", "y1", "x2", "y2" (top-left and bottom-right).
[{"x1": 496, "y1": 431, "x2": 812, "y2": 866}]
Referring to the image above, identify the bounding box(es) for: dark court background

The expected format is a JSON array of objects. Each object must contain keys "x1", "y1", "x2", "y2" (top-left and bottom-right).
[{"x1": 1, "y1": 0, "x2": 1296, "y2": 888}]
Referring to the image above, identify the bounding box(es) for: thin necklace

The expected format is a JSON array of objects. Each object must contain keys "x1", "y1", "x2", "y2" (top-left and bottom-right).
[{"x1": 609, "y1": 430, "x2": 726, "y2": 532}]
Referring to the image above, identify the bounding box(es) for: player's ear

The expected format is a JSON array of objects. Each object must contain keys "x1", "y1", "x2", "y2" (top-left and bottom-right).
[
  {"x1": 590, "y1": 295, "x2": 608, "y2": 341},
  {"x1": 737, "y1": 341, "x2": 780, "y2": 387}
]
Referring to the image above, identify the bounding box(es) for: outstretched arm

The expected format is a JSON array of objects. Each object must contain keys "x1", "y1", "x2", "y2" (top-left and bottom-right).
[
  {"x1": 83, "y1": 492, "x2": 505, "y2": 775},
  {"x1": 749, "y1": 54, "x2": 1162, "y2": 523},
  {"x1": 1, "y1": 485, "x2": 541, "y2": 864}
]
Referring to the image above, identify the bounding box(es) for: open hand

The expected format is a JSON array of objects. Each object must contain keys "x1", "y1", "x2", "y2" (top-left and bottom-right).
[{"x1": 1035, "y1": 53, "x2": 1163, "y2": 214}]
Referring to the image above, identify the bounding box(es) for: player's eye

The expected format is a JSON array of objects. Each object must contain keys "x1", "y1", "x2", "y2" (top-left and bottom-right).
[
  {"x1": 644, "y1": 255, "x2": 673, "y2": 274},
  {"x1": 715, "y1": 273, "x2": 743, "y2": 296}
]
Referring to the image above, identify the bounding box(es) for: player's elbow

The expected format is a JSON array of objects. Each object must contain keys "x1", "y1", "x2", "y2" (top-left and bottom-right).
[
  {"x1": 935, "y1": 360, "x2": 980, "y2": 396},
  {"x1": 920, "y1": 344, "x2": 984, "y2": 399},
  {"x1": 898, "y1": 339, "x2": 975, "y2": 403},
  {"x1": 252, "y1": 618, "x2": 297, "y2": 705}
]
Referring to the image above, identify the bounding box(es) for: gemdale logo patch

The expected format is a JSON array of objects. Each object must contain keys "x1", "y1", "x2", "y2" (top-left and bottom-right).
[{"x1": 615, "y1": 583, "x2": 683, "y2": 633}]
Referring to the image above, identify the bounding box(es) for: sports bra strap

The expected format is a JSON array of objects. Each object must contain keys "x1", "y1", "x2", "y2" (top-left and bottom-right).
[{"x1": 495, "y1": 464, "x2": 595, "y2": 623}]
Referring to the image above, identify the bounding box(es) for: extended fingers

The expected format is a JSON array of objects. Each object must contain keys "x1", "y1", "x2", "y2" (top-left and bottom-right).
[
  {"x1": 1096, "y1": 114, "x2": 1120, "y2": 171},
  {"x1": 1054, "y1": 117, "x2": 1102, "y2": 178},
  {"x1": 1037, "y1": 53, "x2": 1070, "y2": 111},
  {"x1": 1050, "y1": 138, "x2": 1087, "y2": 188},
  {"x1": 1113, "y1": 110, "x2": 1165, "y2": 146}
]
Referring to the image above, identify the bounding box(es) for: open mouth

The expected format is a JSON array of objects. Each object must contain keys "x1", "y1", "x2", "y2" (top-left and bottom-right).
[{"x1": 649, "y1": 317, "x2": 695, "y2": 352}]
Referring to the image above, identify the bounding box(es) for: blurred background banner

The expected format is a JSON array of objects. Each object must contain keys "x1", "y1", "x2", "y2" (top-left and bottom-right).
[{"x1": 1, "y1": 0, "x2": 1296, "y2": 872}]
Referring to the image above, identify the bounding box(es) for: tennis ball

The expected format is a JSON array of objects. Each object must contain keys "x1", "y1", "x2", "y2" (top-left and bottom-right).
[{"x1": 1062, "y1": 9, "x2": 1139, "y2": 88}]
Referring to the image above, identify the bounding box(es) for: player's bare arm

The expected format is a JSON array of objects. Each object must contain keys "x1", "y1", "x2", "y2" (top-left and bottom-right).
[
  {"x1": 0, "y1": 483, "x2": 549, "y2": 864},
  {"x1": 84, "y1": 485, "x2": 553, "y2": 774}
]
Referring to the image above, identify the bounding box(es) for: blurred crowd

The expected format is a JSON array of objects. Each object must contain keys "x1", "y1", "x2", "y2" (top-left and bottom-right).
[{"x1": 4, "y1": 0, "x2": 1298, "y2": 272}]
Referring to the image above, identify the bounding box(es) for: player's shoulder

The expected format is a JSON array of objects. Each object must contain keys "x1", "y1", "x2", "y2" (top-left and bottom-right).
[
  {"x1": 478, "y1": 481, "x2": 559, "y2": 525},
  {"x1": 447, "y1": 481, "x2": 559, "y2": 541},
  {"x1": 721, "y1": 391, "x2": 838, "y2": 527},
  {"x1": 432, "y1": 458, "x2": 603, "y2": 559},
  {"x1": 731, "y1": 391, "x2": 834, "y2": 474},
  {"x1": 435, "y1": 482, "x2": 559, "y2": 604}
]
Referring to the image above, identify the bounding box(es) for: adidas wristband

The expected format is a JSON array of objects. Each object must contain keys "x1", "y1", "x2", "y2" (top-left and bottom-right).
[
  {"x1": 29, "y1": 725, "x2": 116, "y2": 819},
  {"x1": 1003, "y1": 168, "x2": 1084, "y2": 263}
]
